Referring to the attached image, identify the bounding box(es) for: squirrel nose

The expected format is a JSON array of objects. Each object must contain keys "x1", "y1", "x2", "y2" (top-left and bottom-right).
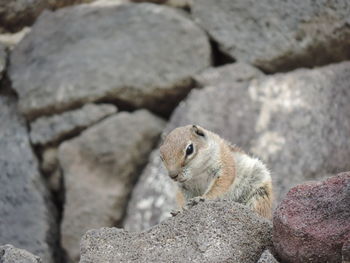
[{"x1": 168, "y1": 171, "x2": 179, "y2": 180}]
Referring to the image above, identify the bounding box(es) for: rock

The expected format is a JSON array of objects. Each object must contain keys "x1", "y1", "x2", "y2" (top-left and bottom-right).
[
  {"x1": 125, "y1": 61, "x2": 350, "y2": 230},
  {"x1": 192, "y1": 0, "x2": 350, "y2": 72},
  {"x1": 193, "y1": 62, "x2": 264, "y2": 86},
  {"x1": 0, "y1": 244, "x2": 42, "y2": 263},
  {"x1": 257, "y1": 250, "x2": 279, "y2": 263},
  {"x1": 0, "y1": 95, "x2": 57, "y2": 262},
  {"x1": 30, "y1": 103, "x2": 117, "y2": 146},
  {"x1": 248, "y1": 62, "x2": 350, "y2": 202},
  {"x1": 9, "y1": 3, "x2": 211, "y2": 120},
  {"x1": 81, "y1": 201, "x2": 272, "y2": 263},
  {"x1": 0, "y1": 27, "x2": 31, "y2": 49},
  {"x1": 59, "y1": 110, "x2": 165, "y2": 262},
  {"x1": 0, "y1": 43, "x2": 6, "y2": 80},
  {"x1": 123, "y1": 149, "x2": 177, "y2": 231},
  {"x1": 273, "y1": 172, "x2": 350, "y2": 263},
  {"x1": 0, "y1": 0, "x2": 90, "y2": 32}
]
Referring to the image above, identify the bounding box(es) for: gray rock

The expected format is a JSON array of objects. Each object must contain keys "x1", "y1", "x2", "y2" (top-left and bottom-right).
[
  {"x1": 0, "y1": 27, "x2": 31, "y2": 49},
  {"x1": 0, "y1": 43, "x2": 6, "y2": 80},
  {"x1": 125, "y1": 61, "x2": 350, "y2": 231},
  {"x1": 9, "y1": 3, "x2": 211, "y2": 120},
  {"x1": 257, "y1": 250, "x2": 279, "y2": 263},
  {"x1": 192, "y1": 0, "x2": 350, "y2": 72},
  {"x1": 0, "y1": 95, "x2": 57, "y2": 262},
  {"x1": 247, "y1": 62, "x2": 350, "y2": 202},
  {"x1": 193, "y1": 62, "x2": 264, "y2": 87},
  {"x1": 0, "y1": 244, "x2": 42, "y2": 263},
  {"x1": 58, "y1": 110, "x2": 165, "y2": 262},
  {"x1": 30, "y1": 103, "x2": 117, "y2": 146},
  {"x1": 81, "y1": 201, "x2": 272, "y2": 263}
]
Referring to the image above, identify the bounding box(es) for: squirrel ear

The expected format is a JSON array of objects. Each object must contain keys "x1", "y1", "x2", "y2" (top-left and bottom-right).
[{"x1": 191, "y1": 125, "x2": 205, "y2": 137}]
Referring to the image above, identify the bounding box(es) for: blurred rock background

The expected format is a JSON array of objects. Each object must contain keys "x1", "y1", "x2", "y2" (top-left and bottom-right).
[{"x1": 0, "y1": 0, "x2": 349, "y2": 262}]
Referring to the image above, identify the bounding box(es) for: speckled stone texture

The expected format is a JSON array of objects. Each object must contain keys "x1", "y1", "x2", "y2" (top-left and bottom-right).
[
  {"x1": 81, "y1": 201, "x2": 272, "y2": 263},
  {"x1": 273, "y1": 172, "x2": 350, "y2": 263},
  {"x1": 0, "y1": 245, "x2": 42, "y2": 263}
]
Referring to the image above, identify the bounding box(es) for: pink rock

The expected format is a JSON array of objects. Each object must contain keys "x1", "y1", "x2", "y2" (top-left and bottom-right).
[{"x1": 273, "y1": 172, "x2": 350, "y2": 263}]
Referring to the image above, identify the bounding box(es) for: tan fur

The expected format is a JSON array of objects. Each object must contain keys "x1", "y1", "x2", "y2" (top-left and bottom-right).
[{"x1": 160, "y1": 125, "x2": 273, "y2": 219}]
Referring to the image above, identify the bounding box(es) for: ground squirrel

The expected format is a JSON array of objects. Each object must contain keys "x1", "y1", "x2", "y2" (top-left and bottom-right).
[{"x1": 159, "y1": 125, "x2": 273, "y2": 219}]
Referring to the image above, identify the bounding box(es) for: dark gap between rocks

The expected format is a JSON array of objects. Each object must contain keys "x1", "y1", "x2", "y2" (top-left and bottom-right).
[
  {"x1": 25, "y1": 120, "x2": 66, "y2": 263},
  {"x1": 210, "y1": 39, "x2": 235, "y2": 67},
  {"x1": 0, "y1": 49, "x2": 18, "y2": 98}
]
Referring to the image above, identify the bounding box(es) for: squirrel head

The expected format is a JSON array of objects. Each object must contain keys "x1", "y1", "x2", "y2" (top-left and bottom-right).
[{"x1": 160, "y1": 125, "x2": 210, "y2": 183}]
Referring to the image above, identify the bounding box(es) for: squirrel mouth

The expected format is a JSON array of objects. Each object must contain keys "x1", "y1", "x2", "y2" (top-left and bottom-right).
[{"x1": 177, "y1": 178, "x2": 187, "y2": 183}]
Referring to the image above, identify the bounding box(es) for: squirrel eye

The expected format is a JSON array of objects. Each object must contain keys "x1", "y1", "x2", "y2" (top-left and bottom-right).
[{"x1": 186, "y1": 144, "x2": 194, "y2": 156}]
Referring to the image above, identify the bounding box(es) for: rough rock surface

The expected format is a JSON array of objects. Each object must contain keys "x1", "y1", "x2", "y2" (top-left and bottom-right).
[
  {"x1": 192, "y1": 0, "x2": 350, "y2": 72},
  {"x1": 257, "y1": 250, "x2": 279, "y2": 263},
  {"x1": 0, "y1": 95, "x2": 56, "y2": 262},
  {"x1": 273, "y1": 172, "x2": 350, "y2": 263},
  {"x1": 9, "y1": 3, "x2": 211, "y2": 120},
  {"x1": 124, "y1": 63, "x2": 263, "y2": 231},
  {"x1": 0, "y1": 43, "x2": 6, "y2": 80},
  {"x1": 343, "y1": 238, "x2": 350, "y2": 263},
  {"x1": 59, "y1": 110, "x2": 165, "y2": 262},
  {"x1": 125, "y1": 61, "x2": 350, "y2": 231},
  {"x1": 0, "y1": 244, "x2": 42, "y2": 263},
  {"x1": 81, "y1": 201, "x2": 272, "y2": 263},
  {"x1": 30, "y1": 103, "x2": 117, "y2": 146}
]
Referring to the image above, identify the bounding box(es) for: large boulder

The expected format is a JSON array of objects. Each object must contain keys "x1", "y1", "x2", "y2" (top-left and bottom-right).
[
  {"x1": 0, "y1": 95, "x2": 57, "y2": 262},
  {"x1": 273, "y1": 172, "x2": 350, "y2": 263},
  {"x1": 123, "y1": 62, "x2": 263, "y2": 231},
  {"x1": 58, "y1": 110, "x2": 165, "y2": 262},
  {"x1": 9, "y1": 2, "x2": 211, "y2": 120},
  {"x1": 192, "y1": 0, "x2": 350, "y2": 72},
  {"x1": 0, "y1": 244, "x2": 42, "y2": 263},
  {"x1": 30, "y1": 103, "x2": 117, "y2": 147},
  {"x1": 125, "y1": 61, "x2": 350, "y2": 231},
  {"x1": 81, "y1": 201, "x2": 272, "y2": 263}
]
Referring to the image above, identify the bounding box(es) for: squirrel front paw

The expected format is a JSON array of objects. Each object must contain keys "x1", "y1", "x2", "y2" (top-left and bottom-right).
[{"x1": 184, "y1": 196, "x2": 206, "y2": 210}]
